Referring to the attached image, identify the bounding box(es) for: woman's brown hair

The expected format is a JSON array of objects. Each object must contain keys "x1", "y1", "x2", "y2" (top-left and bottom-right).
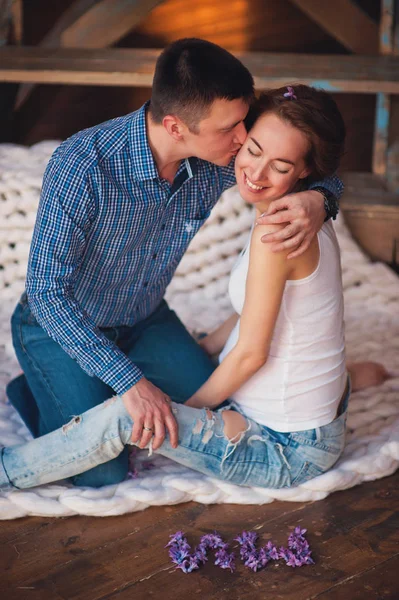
[{"x1": 245, "y1": 85, "x2": 346, "y2": 182}]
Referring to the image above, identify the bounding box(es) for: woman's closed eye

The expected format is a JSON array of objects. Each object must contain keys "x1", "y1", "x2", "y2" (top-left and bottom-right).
[
  {"x1": 247, "y1": 147, "x2": 291, "y2": 175},
  {"x1": 273, "y1": 163, "x2": 290, "y2": 174},
  {"x1": 247, "y1": 146, "x2": 261, "y2": 157}
]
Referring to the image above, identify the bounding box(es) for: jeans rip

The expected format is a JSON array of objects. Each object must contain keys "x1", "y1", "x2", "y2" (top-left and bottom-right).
[{"x1": 189, "y1": 407, "x2": 252, "y2": 474}]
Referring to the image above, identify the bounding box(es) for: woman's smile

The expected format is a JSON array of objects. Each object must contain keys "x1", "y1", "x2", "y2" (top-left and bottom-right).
[{"x1": 243, "y1": 172, "x2": 268, "y2": 193}]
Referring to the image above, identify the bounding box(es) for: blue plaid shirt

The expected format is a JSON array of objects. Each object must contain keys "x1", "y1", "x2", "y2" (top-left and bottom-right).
[{"x1": 26, "y1": 102, "x2": 344, "y2": 395}]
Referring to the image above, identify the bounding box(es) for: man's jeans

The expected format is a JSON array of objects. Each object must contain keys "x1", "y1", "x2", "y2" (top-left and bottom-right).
[{"x1": 7, "y1": 293, "x2": 215, "y2": 487}]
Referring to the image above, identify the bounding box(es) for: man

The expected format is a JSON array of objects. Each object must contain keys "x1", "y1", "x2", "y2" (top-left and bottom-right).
[{"x1": 7, "y1": 38, "x2": 343, "y2": 487}]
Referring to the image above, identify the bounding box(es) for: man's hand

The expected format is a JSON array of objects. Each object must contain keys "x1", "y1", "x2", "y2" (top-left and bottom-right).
[
  {"x1": 122, "y1": 378, "x2": 178, "y2": 451},
  {"x1": 256, "y1": 190, "x2": 325, "y2": 259}
]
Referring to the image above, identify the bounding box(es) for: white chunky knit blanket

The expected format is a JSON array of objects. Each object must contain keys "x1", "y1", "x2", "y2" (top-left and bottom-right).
[{"x1": 0, "y1": 141, "x2": 398, "y2": 520}]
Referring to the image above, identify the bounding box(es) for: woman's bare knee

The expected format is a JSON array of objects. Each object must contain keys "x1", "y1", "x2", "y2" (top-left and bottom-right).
[{"x1": 222, "y1": 410, "x2": 248, "y2": 440}]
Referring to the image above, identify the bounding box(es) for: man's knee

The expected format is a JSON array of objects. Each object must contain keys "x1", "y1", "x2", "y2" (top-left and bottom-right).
[{"x1": 71, "y1": 448, "x2": 129, "y2": 488}]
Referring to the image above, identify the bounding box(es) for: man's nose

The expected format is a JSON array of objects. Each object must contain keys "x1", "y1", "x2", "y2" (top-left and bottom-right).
[{"x1": 234, "y1": 121, "x2": 247, "y2": 145}]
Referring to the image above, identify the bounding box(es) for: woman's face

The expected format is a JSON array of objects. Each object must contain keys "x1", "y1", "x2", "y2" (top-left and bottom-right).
[{"x1": 235, "y1": 112, "x2": 311, "y2": 212}]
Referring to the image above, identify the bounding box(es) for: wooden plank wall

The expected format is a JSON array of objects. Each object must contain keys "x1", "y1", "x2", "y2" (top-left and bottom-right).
[{"x1": 7, "y1": 0, "x2": 381, "y2": 173}]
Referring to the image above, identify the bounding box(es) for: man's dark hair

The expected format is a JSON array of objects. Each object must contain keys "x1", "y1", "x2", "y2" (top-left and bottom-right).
[{"x1": 150, "y1": 38, "x2": 255, "y2": 133}]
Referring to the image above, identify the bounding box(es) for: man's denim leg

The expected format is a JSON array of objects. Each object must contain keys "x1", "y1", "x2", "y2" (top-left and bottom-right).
[
  {"x1": 6, "y1": 374, "x2": 42, "y2": 437},
  {"x1": 121, "y1": 301, "x2": 216, "y2": 403},
  {"x1": 8, "y1": 297, "x2": 129, "y2": 487}
]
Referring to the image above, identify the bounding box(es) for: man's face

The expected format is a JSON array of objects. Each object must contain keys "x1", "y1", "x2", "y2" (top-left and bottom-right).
[{"x1": 183, "y1": 98, "x2": 249, "y2": 166}]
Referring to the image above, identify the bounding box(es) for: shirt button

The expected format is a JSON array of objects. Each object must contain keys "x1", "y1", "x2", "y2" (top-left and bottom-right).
[
  {"x1": 152, "y1": 253, "x2": 157, "y2": 260},
  {"x1": 143, "y1": 282, "x2": 148, "y2": 288},
  {"x1": 161, "y1": 224, "x2": 166, "y2": 231}
]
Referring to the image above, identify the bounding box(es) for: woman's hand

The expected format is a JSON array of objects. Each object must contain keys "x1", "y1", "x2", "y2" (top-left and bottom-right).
[
  {"x1": 198, "y1": 334, "x2": 216, "y2": 356},
  {"x1": 256, "y1": 189, "x2": 325, "y2": 259},
  {"x1": 197, "y1": 314, "x2": 240, "y2": 357}
]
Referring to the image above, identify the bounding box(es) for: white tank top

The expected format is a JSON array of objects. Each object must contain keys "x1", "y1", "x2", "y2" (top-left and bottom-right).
[{"x1": 219, "y1": 220, "x2": 346, "y2": 432}]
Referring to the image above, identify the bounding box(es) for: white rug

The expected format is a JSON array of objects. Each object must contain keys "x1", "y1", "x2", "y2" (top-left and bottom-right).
[{"x1": 0, "y1": 141, "x2": 398, "y2": 519}]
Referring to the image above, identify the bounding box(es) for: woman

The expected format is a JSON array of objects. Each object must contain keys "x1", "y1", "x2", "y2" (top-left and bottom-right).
[{"x1": 0, "y1": 85, "x2": 384, "y2": 491}]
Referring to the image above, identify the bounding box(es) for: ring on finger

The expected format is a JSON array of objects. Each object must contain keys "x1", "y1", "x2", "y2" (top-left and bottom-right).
[{"x1": 143, "y1": 426, "x2": 154, "y2": 432}]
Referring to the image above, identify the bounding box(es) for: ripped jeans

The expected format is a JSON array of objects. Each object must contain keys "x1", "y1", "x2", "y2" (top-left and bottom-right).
[{"x1": 0, "y1": 384, "x2": 350, "y2": 491}]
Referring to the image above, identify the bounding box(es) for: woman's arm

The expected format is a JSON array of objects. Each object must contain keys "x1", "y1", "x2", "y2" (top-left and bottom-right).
[
  {"x1": 199, "y1": 314, "x2": 239, "y2": 356},
  {"x1": 186, "y1": 224, "x2": 294, "y2": 409}
]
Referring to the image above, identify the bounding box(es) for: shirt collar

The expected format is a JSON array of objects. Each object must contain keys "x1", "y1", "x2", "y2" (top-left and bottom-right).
[
  {"x1": 128, "y1": 101, "x2": 159, "y2": 181},
  {"x1": 128, "y1": 101, "x2": 199, "y2": 182}
]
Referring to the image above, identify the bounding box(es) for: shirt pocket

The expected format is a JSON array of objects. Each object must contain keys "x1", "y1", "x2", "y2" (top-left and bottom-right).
[{"x1": 181, "y1": 213, "x2": 210, "y2": 241}]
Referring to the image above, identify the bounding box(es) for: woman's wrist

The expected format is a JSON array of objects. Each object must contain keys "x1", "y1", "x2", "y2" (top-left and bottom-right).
[{"x1": 199, "y1": 334, "x2": 221, "y2": 356}]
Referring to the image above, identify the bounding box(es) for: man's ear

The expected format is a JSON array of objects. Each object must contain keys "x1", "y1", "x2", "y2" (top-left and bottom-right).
[{"x1": 163, "y1": 115, "x2": 187, "y2": 141}]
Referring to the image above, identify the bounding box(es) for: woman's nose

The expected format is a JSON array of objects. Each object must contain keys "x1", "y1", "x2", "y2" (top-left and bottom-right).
[{"x1": 250, "y1": 166, "x2": 267, "y2": 184}]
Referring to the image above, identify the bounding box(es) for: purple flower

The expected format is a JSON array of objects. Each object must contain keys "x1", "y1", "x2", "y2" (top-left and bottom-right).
[
  {"x1": 214, "y1": 548, "x2": 236, "y2": 572},
  {"x1": 283, "y1": 86, "x2": 297, "y2": 100},
  {"x1": 165, "y1": 531, "x2": 186, "y2": 547},
  {"x1": 127, "y1": 468, "x2": 139, "y2": 479},
  {"x1": 235, "y1": 531, "x2": 257, "y2": 547},
  {"x1": 193, "y1": 547, "x2": 208, "y2": 564},
  {"x1": 178, "y1": 556, "x2": 200, "y2": 574},
  {"x1": 280, "y1": 528, "x2": 314, "y2": 568},
  {"x1": 167, "y1": 526, "x2": 314, "y2": 574},
  {"x1": 199, "y1": 532, "x2": 225, "y2": 549},
  {"x1": 285, "y1": 551, "x2": 301, "y2": 568},
  {"x1": 166, "y1": 531, "x2": 235, "y2": 574},
  {"x1": 142, "y1": 461, "x2": 156, "y2": 470},
  {"x1": 265, "y1": 541, "x2": 279, "y2": 561}
]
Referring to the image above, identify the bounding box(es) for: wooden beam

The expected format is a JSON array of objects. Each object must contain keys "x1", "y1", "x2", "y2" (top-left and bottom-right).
[
  {"x1": 2, "y1": 47, "x2": 399, "y2": 93},
  {"x1": 15, "y1": 0, "x2": 164, "y2": 109},
  {"x1": 10, "y1": 0, "x2": 23, "y2": 45},
  {"x1": 289, "y1": 0, "x2": 379, "y2": 54},
  {"x1": 61, "y1": 0, "x2": 165, "y2": 49},
  {"x1": 38, "y1": 0, "x2": 98, "y2": 48},
  {"x1": 14, "y1": 0, "x2": 98, "y2": 109},
  {"x1": 24, "y1": 0, "x2": 164, "y2": 49}
]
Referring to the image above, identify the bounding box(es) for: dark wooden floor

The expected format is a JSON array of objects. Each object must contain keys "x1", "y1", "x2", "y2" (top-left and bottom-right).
[{"x1": 1, "y1": 471, "x2": 398, "y2": 600}]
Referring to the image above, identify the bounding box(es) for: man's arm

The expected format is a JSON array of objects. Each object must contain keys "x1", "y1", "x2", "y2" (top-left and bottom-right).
[
  {"x1": 27, "y1": 153, "x2": 177, "y2": 450},
  {"x1": 256, "y1": 174, "x2": 343, "y2": 259},
  {"x1": 27, "y1": 158, "x2": 142, "y2": 395}
]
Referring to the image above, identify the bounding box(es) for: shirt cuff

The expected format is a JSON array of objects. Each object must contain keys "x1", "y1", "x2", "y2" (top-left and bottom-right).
[
  {"x1": 309, "y1": 176, "x2": 343, "y2": 200},
  {"x1": 97, "y1": 352, "x2": 144, "y2": 395}
]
